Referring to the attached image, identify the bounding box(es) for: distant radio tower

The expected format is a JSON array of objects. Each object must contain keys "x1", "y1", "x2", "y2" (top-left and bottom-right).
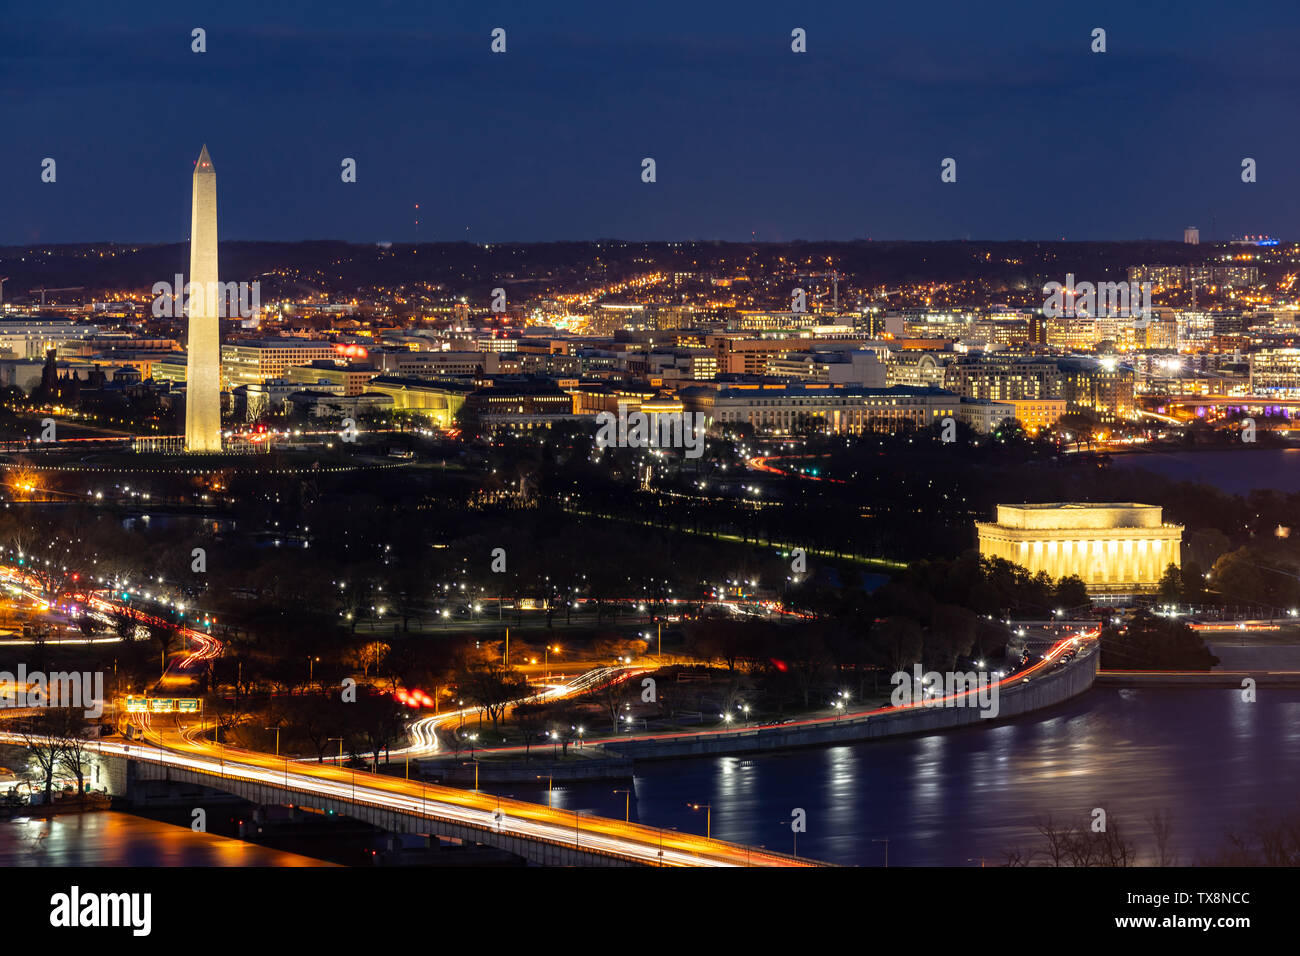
[{"x1": 414, "y1": 203, "x2": 420, "y2": 239}]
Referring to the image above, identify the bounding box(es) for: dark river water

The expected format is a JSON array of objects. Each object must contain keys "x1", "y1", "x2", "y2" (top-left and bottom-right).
[
  {"x1": 1107, "y1": 446, "x2": 1300, "y2": 494},
  {"x1": 550, "y1": 686, "x2": 1300, "y2": 866}
]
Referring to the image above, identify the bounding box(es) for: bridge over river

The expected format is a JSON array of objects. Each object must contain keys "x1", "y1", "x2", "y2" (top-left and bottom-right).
[{"x1": 0, "y1": 732, "x2": 821, "y2": 867}]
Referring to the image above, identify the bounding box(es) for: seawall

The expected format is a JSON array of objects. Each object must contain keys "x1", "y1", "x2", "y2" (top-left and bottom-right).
[{"x1": 602, "y1": 640, "x2": 1099, "y2": 760}]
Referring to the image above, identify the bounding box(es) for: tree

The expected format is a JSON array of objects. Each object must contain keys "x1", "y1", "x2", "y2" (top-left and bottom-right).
[
  {"x1": 1179, "y1": 560, "x2": 1206, "y2": 605},
  {"x1": 1156, "y1": 564, "x2": 1182, "y2": 604},
  {"x1": 1210, "y1": 543, "x2": 1300, "y2": 610},
  {"x1": 299, "y1": 695, "x2": 345, "y2": 762},
  {"x1": 1005, "y1": 812, "x2": 1137, "y2": 867},
  {"x1": 21, "y1": 714, "x2": 63, "y2": 803},
  {"x1": 455, "y1": 660, "x2": 529, "y2": 732},
  {"x1": 512, "y1": 702, "x2": 547, "y2": 758},
  {"x1": 991, "y1": 417, "x2": 1028, "y2": 444},
  {"x1": 351, "y1": 691, "x2": 408, "y2": 771},
  {"x1": 585, "y1": 672, "x2": 632, "y2": 734},
  {"x1": 1211, "y1": 808, "x2": 1300, "y2": 865},
  {"x1": 147, "y1": 617, "x2": 182, "y2": 678},
  {"x1": 345, "y1": 641, "x2": 390, "y2": 679},
  {"x1": 77, "y1": 613, "x2": 98, "y2": 638},
  {"x1": 872, "y1": 616, "x2": 924, "y2": 676},
  {"x1": 110, "y1": 608, "x2": 138, "y2": 642},
  {"x1": 1054, "y1": 575, "x2": 1090, "y2": 611},
  {"x1": 1099, "y1": 609, "x2": 1218, "y2": 670},
  {"x1": 55, "y1": 709, "x2": 95, "y2": 795},
  {"x1": 787, "y1": 626, "x2": 831, "y2": 709},
  {"x1": 683, "y1": 615, "x2": 749, "y2": 674},
  {"x1": 925, "y1": 605, "x2": 977, "y2": 671},
  {"x1": 206, "y1": 693, "x2": 250, "y2": 744}
]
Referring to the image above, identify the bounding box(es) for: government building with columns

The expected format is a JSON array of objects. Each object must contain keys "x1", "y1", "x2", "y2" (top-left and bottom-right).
[{"x1": 976, "y1": 503, "x2": 1183, "y2": 593}]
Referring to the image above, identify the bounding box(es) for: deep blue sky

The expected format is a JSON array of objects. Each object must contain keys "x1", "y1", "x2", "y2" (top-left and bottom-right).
[{"x1": 4, "y1": 0, "x2": 1298, "y2": 244}]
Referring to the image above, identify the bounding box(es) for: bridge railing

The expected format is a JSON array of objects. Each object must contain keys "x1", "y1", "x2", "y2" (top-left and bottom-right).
[{"x1": 114, "y1": 741, "x2": 819, "y2": 866}]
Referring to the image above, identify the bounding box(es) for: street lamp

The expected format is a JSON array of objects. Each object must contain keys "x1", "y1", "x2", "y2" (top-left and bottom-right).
[
  {"x1": 872, "y1": 838, "x2": 889, "y2": 867},
  {"x1": 613, "y1": 788, "x2": 631, "y2": 822},
  {"x1": 835, "y1": 689, "x2": 851, "y2": 719},
  {"x1": 688, "y1": 802, "x2": 712, "y2": 839},
  {"x1": 264, "y1": 725, "x2": 281, "y2": 756},
  {"x1": 537, "y1": 774, "x2": 553, "y2": 807},
  {"x1": 779, "y1": 820, "x2": 800, "y2": 856},
  {"x1": 658, "y1": 825, "x2": 677, "y2": 866}
]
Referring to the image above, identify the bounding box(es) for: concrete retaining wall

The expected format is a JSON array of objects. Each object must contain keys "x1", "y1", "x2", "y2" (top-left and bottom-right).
[{"x1": 603, "y1": 643, "x2": 1099, "y2": 760}]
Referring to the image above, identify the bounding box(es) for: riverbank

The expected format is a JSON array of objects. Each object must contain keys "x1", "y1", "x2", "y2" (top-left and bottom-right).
[{"x1": 599, "y1": 639, "x2": 1098, "y2": 760}]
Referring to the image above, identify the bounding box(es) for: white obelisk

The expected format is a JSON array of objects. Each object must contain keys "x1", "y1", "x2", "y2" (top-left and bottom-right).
[{"x1": 185, "y1": 144, "x2": 222, "y2": 452}]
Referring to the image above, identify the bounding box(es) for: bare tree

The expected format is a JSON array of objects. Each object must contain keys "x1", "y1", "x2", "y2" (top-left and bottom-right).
[
  {"x1": 54, "y1": 709, "x2": 95, "y2": 796},
  {"x1": 585, "y1": 672, "x2": 631, "y2": 734},
  {"x1": 1020, "y1": 812, "x2": 1137, "y2": 867},
  {"x1": 345, "y1": 641, "x2": 390, "y2": 679},
  {"x1": 456, "y1": 660, "x2": 528, "y2": 732},
  {"x1": 1146, "y1": 808, "x2": 1177, "y2": 866},
  {"x1": 20, "y1": 711, "x2": 66, "y2": 804}
]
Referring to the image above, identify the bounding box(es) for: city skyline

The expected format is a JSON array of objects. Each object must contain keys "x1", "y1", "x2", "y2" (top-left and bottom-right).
[{"x1": 3, "y1": 3, "x2": 1297, "y2": 932}]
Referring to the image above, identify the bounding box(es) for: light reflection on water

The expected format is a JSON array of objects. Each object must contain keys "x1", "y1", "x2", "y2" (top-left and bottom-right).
[
  {"x1": 615, "y1": 688, "x2": 1300, "y2": 865},
  {"x1": 0, "y1": 811, "x2": 333, "y2": 866}
]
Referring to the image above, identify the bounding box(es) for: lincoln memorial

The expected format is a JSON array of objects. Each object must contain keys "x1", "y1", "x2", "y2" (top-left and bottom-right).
[{"x1": 976, "y1": 503, "x2": 1183, "y2": 593}]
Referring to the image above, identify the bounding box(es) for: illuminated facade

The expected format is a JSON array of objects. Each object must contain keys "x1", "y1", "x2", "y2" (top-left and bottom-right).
[
  {"x1": 976, "y1": 503, "x2": 1183, "y2": 593},
  {"x1": 1004, "y1": 398, "x2": 1066, "y2": 434},
  {"x1": 222, "y1": 340, "x2": 339, "y2": 385},
  {"x1": 692, "y1": 383, "x2": 958, "y2": 435},
  {"x1": 365, "y1": 375, "x2": 471, "y2": 427}
]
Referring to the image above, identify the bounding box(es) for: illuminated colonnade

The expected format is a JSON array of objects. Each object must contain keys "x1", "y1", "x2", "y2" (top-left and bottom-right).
[{"x1": 975, "y1": 503, "x2": 1183, "y2": 592}]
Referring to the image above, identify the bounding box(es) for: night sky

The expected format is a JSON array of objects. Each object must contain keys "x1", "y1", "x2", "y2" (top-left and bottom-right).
[{"x1": 5, "y1": 0, "x2": 1298, "y2": 244}]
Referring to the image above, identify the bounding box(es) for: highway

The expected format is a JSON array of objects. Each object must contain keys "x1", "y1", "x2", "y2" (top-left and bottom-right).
[
  {"x1": 0, "y1": 721, "x2": 818, "y2": 867},
  {"x1": 407, "y1": 632, "x2": 1098, "y2": 760},
  {"x1": 0, "y1": 555, "x2": 1092, "y2": 865},
  {"x1": 88, "y1": 633, "x2": 1090, "y2": 866}
]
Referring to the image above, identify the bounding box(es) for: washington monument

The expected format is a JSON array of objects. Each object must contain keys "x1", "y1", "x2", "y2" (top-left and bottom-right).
[{"x1": 185, "y1": 144, "x2": 222, "y2": 452}]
